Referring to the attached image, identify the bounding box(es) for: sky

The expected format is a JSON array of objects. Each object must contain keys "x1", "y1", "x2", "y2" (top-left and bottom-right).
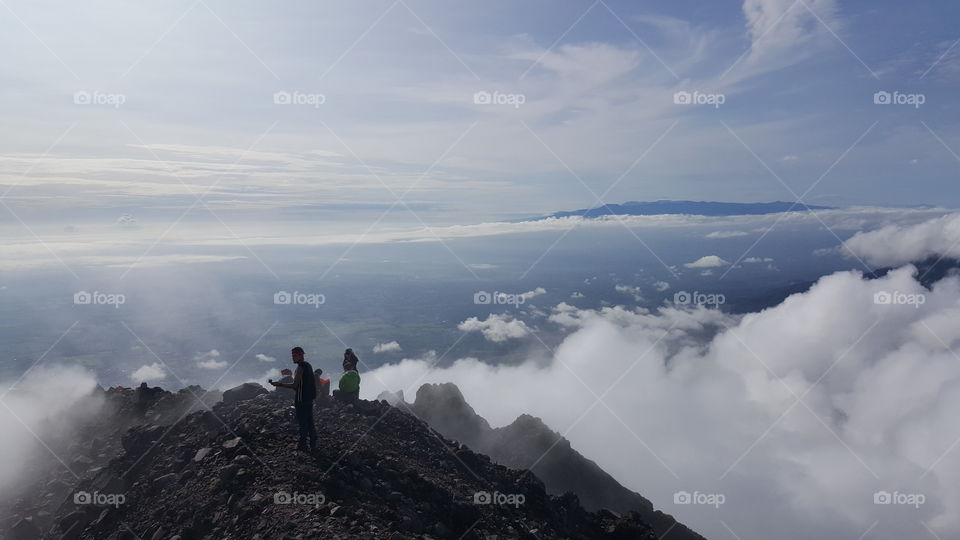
[
  {"x1": 3, "y1": 3, "x2": 960, "y2": 539},
  {"x1": 1, "y1": 0, "x2": 960, "y2": 234}
]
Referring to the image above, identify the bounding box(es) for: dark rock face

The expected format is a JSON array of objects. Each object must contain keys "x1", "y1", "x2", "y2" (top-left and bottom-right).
[
  {"x1": 221, "y1": 383, "x2": 268, "y2": 405},
  {"x1": 406, "y1": 383, "x2": 705, "y2": 540},
  {"x1": 6, "y1": 387, "x2": 669, "y2": 539}
]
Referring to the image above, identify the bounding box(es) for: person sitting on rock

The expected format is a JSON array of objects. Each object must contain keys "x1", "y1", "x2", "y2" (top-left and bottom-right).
[
  {"x1": 269, "y1": 346, "x2": 318, "y2": 452},
  {"x1": 333, "y1": 363, "x2": 360, "y2": 404},
  {"x1": 314, "y1": 368, "x2": 331, "y2": 402}
]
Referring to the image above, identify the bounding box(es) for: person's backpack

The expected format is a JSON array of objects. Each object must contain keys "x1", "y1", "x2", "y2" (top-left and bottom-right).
[{"x1": 298, "y1": 361, "x2": 318, "y2": 401}]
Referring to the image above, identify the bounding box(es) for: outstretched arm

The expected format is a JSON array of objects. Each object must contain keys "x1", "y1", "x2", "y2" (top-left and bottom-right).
[{"x1": 271, "y1": 365, "x2": 303, "y2": 390}]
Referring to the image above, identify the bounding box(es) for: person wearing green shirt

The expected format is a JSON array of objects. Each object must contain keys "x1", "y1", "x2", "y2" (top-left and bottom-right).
[{"x1": 333, "y1": 351, "x2": 361, "y2": 403}]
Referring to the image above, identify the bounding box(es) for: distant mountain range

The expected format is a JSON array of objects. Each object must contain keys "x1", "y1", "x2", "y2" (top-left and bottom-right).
[{"x1": 526, "y1": 200, "x2": 833, "y2": 220}]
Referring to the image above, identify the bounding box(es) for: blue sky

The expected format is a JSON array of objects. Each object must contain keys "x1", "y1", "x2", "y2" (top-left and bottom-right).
[{"x1": 1, "y1": 0, "x2": 959, "y2": 228}]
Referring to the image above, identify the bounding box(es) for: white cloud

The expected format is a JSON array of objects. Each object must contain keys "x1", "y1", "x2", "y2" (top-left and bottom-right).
[
  {"x1": 458, "y1": 313, "x2": 532, "y2": 342},
  {"x1": 706, "y1": 230, "x2": 748, "y2": 238},
  {"x1": 520, "y1": 287, "x2": 547, "y2": 301},
  {"x1": 131, "y1": 362, "x2": 166, "y2": 383},
  {"x1": 195, "y1": 349, "x2": 228, "y2": 370},
  {"x1": 843, "y1": 213, "x2": 960, "y2": 267},
  {"x1": 571, "y1": 291, "x2": 585, "y2": 298},
  {"x1": 743, "y1": 257, "x2": 774, "y2": 263},
  {"x1": 255, "y1": 353, "x2": 276, "y2": 362},
  {"x1": 367, "y1": 265, "x2": 960, "y2": 539},
  {"x1": 654, "y1": 280, "x2": 671, "y2": 292},
  {"x1": 373, "y1": 341, "x2": 402, "y2": 353},
  {"x1": 684, "y1": 255, "x2": 730, "y2": 268},
  {"x1": 615, "y1": 284, "x2": 644, "y2": 302}
]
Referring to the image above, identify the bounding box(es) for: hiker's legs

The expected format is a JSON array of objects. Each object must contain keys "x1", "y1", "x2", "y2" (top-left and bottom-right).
[
  {"x1": 294, "y1": 401, "x2": 311, "y2": 449},
  {"x1": 304, "y1": 399, "x2": 317, "y2": 448}
]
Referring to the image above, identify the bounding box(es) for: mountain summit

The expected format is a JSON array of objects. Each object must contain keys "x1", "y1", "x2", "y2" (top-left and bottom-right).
[{"x1": 4, "y1": 383, "x2": 697, "y2": 539}]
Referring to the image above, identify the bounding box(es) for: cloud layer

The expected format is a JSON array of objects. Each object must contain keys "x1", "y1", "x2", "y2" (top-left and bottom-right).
[{"x1": 366, "y1": 264, "x2": 960, "y2": 540}]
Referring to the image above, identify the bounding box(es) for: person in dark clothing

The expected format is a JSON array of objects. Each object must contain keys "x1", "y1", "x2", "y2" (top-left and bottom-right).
[
  {"x1": 343, "y1": 348, "x2": 360, "y2": 372},
  {"x1": 270, "y1": 346, "x2": 317, "y2": 451}
]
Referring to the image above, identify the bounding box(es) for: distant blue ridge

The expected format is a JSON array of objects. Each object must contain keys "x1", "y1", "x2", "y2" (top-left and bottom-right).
[{"x1": 523, "y1": 200, "x2": 834, "y2": 221}]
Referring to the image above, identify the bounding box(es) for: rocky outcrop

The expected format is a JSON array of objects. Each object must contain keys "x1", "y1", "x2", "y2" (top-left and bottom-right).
[{"x1": 404, "y1": 383, "x2": 705, "y2": 540}]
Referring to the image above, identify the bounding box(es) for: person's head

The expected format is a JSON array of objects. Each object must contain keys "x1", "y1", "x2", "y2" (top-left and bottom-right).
[
  {"x1": 281, "y1": 368, "x2": 293, "y2": 376},
  {"x1": 291, "y1": 346, "x2": 305, "y2": 363},
  {"x1": 314, "y1": 368, "x2": 323, "y2": 376}
]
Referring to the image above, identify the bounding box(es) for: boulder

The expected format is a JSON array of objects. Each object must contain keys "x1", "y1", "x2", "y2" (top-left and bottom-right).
[{"x1": 222, "y1": 383, "x2": 268, "y2": 406}]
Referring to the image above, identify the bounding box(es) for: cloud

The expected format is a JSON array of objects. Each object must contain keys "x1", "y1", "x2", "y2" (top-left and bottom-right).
[
  {"x1": 615, "y1": 284, "x2": 644, "y2": 302},
  {"x1": 458, "y1": 314, "x2": 532, "y2": 342},
  {"x1": 255, "y1": 353, "x2": 276, "y2": 362},
  {"x1": 571, "y1": 291, "x2": 585, "y2": 298},
  {"x1": 654, "y1": 280, "x2": 671, "y2": 292},
  {"x1": 743, "y1": 257, "x2": 774, "y2": 263},
  {"x1": 131, "y1": 362, "x2": 166, "y2": 383},
  {"x1": 706, "y1": 231, "x2": 749, "y2": 239},
  {"x1": 520, "y1": 287, "x2": 547, "y2": 301},
  {"x1": 366, "y1": 264, "x2": 960, "y2": 540},
  {"x1": 373, "y1": 341, "x2": 402, "y2": 354},
  {"x1": 195, "y1": 349, "x2": 228, "y2": 370},
  {"x1": 0, "y1": 365, "x2": 102, "y2": 498},
  {"x1": 684, "y1": 255, "x2": 730, "y2": 268},
  {"x1": 843, "y1": 213, "x2": 960, "y2": 267}
]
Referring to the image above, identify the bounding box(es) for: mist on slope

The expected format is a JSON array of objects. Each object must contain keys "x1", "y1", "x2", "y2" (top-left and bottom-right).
[{"x1": 0, "y1": 366, "x2": 102, "y2": 501}]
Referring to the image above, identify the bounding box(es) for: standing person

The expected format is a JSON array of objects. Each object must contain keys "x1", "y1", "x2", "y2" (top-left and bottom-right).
[
  {"x1": 343, "y1": 348, "x2": 361, "y2": 372},
  {"x1": 333, "y1": 363, "x2": 360, "y2": 404},
  {"x1": 269, "y1": 347, "x2": 317, "y2": 452}
]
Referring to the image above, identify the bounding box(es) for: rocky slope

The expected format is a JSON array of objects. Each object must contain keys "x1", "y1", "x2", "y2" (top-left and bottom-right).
[
  {"x1": 390, "y1": 383, "x2": 704, "y2": 540},
  {"x1": 4, "y1": 384, "x2": 668, "y2": 539}
]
